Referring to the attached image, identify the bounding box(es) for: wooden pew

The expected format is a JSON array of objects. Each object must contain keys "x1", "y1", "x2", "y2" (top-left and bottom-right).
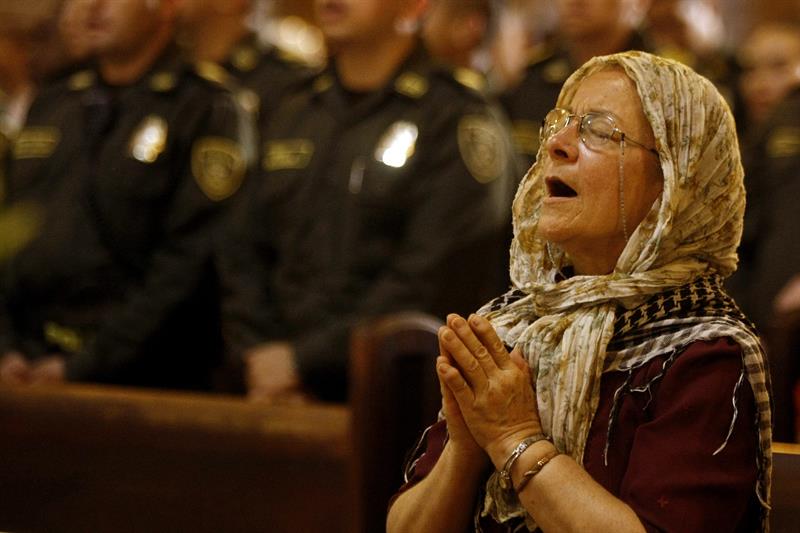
[
  {"x1": 0, "y1": 385, "x2": 352, "y2": 533},
  {"x1": 772, "y1": 442, "x2": 800, "y2": 532},
  {"x1": 350, "y1": 312, "x2": 443, "y2": 533}
]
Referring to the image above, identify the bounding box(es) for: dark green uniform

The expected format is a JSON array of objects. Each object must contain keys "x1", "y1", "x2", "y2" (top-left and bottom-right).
[
  {"x1": 221, "y1": 45, "x2": 517, "y2": 401},
  {"x1": 726, "y1": 87, "x2": 800, "y2": 440},
  {"x1": 0, "y1": 48, "x2": 249, "y2": 389}
]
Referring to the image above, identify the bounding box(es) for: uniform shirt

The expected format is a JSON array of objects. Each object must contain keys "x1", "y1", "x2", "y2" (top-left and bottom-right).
[
  {"x1": 221, "y1": 44, "x2": 517, "y2": 401},
  {"x1": 0, "y1": 47, "x2": 249, "y2": 389},
  {"x1": 220, "y1": 33, "x2": 318, "y2": 131},
  {"x1": 726, "y1": 86, "x2": 800, "y2": 440},
  {"x1": 394, "y1": 337, "x2": 761, "y2": 532}
]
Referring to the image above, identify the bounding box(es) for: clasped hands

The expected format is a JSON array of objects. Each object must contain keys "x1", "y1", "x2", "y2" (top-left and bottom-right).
[{"x1": 437, "y1": 313, "x2": 543, "y2": 469}]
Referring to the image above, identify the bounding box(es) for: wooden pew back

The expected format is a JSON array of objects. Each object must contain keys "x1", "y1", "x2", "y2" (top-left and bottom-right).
[{"x1": 0, "y1": 385, "x2": 352, "y2": 533}]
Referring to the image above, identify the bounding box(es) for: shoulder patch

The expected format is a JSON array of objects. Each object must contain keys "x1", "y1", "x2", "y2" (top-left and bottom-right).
[
  {"x1": 767, "y1": 127, "x2": 800, "y2": 158},
  {"x1": 13, "y1": 127, "x2": 61, "y2": 160},
  {"x1": 457, "y1": 115, "x2": 508, "y2": 183},
  {"x1": 453, "y1": 68, "x2": 487, "y2": 94},
  {"x1": 68, "y1": 70, "x2": 96, "y2": 91},
  {"x1": 395, "y1": 72, "x2": 429, "y2": 99},
  {"x1": 149, "y1": 71, "x2": 178, "y2": 92},
  {"x1": 192, "y1": 137, "x2": 246, "y2": 201}
]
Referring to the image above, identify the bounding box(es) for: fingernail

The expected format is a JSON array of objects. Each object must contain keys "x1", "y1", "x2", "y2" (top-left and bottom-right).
[{"x1": 442, "y1": 329, "x2": 454, "y2": 341}]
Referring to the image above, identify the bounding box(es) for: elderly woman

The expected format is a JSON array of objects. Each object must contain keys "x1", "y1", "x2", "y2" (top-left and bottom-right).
[{"x1": 387, "y1": 51, "x2": 771, "y2": 532}]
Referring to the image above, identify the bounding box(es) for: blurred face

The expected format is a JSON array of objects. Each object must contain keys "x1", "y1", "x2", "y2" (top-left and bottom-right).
[
  {"x1": 422, "y1": 1, "x2": 486, "y2": 64},
  {"x1": 739, "y1": 26, "x2": 800, "y2": 126},
  {"x1": 314, "y1": 0, "x2": 412, "y2": 46},
  {"x1": 59, "y1": 0, "x2": 93, "y2": 60},
  {"x1": 181, "y1": 0, "x2": 247, "y2": 24},
  {"x1": 556, "y1": 0, "x2": 625, "y2": 41},
  {"x1": 538, "y1": 69, "x2": 663, "y2": 274},
  {"x1": 85, "y1": 0, "x2": 165, "y2": 57}
]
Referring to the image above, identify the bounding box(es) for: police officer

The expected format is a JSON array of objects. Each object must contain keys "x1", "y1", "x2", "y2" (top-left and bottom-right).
[
  {"x1": 725, "y1": 84, "x2": 800, "y2": 441},
  {"x1": 0, "y1": 0, "x2": 250, "y2": 389},
  {"x1": 179, "y1": 0, "x2": 319, "y2": 132},
  {"x1": 221, "y1": 0, "x2": 517, "y2": 403},
  {"x1": 501, "y1": 0, "x2": 651, "y2": 168}
]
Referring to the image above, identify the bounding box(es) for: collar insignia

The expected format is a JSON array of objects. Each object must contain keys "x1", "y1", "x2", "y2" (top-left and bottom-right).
[
  {"x1": 149, "y1": 71, "x2": 177, "y2": 92},
  {"x1": 394, "y1": 72, "x2": 428, "y2": 99}
]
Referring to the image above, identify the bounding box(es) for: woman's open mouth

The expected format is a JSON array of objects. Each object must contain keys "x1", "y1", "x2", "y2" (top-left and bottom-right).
[{"x1": 545, "y1": 176, "x2": 578, "y2": 198}]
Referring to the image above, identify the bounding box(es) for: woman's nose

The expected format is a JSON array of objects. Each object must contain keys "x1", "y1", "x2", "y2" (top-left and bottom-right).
[{"x1": 545, "y1": 119, "x2": 580, "y2": 162}]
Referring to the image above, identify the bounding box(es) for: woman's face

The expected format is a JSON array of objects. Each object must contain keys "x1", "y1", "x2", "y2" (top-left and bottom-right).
[{"x1": 537, "y1": 68, "x2": 663, "y2": 275}]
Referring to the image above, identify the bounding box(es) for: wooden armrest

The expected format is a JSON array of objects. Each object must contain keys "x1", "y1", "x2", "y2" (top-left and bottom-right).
[{"x1": 349, "y1": 311, "x2": 443, "y2": 533}]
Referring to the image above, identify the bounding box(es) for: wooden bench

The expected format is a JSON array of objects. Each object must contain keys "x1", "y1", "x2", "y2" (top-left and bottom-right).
[
  {"x1": 772, "y1": 442, "x2": 800, "y2": 532},
  {"x1": 0, "y1": 385, "x2": 352, "y2": 533}
]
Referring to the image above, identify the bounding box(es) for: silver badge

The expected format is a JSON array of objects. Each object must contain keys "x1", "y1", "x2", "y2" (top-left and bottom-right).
[
  {"x1": 374, "y1": 121, "x2": 418, "y2": 168},
  {"x1": 129, "y1": 115, "x2": 168, "y2": 163}
]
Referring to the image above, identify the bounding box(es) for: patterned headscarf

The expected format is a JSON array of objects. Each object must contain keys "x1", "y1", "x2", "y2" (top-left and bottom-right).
[{"x1": 479, "y1": 52, "x2": 772, "y2": 529}]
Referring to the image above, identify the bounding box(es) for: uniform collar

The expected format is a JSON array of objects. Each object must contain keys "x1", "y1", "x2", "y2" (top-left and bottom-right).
[{"x1": 312, "y1": 41, "x2": 434, "y2": 118}]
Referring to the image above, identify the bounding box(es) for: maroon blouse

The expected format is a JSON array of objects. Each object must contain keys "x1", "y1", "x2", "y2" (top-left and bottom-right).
[{"x1": 392, "y1": 337, "x2": 762, "y2": 532}]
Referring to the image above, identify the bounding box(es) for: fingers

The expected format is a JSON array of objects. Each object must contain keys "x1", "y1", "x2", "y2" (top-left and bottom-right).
[
  {"x1": 439, "y1": 322, "x2": 489, "y2": 391},
  {"x1": 445, "y1": 314, "x2": 498, "y2": 377},
  {"x1": 467, "y1": 314, "x2": 514, "y2": 370},
  {"x1": 436, "y1": 354, "x2": 474, "y2": 405}
]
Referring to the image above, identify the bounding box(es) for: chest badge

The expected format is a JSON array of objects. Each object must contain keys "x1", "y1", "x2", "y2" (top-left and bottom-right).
[
  {"x1": 128, "y1": 115, "x2": 168, "y2": 163},
  {"x1": 374, "y1": 121, "x2": 418, "y2": 168}
]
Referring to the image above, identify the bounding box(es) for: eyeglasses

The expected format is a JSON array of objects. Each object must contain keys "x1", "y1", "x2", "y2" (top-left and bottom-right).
[{"x1": 540, "y1": 108, "x2": 659, "y2": 156}]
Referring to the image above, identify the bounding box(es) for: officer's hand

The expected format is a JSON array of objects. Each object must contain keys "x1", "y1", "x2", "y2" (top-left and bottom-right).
[
  {"x1": 0, "y1": 351, "x2": 31, "y2": 385},
  {"x1": 244, "y1": 342, "x2": 313, "y2": 404},
  {"x1": 30, "y1": 355, "x2": 66, "y2": 385}
]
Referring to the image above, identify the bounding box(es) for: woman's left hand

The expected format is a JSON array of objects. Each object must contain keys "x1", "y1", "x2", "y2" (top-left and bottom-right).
[{"x1": 437, "y1": 313, "x2": 543, "y2": 469}]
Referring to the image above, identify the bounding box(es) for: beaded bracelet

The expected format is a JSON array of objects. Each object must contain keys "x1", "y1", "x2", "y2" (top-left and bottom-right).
[
  {"x1": 514, "y1": 449, "x2": 560, "y2": 493},
  {"x1": 497, "y1": 434, "x2": 549, "y2": 491}
]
